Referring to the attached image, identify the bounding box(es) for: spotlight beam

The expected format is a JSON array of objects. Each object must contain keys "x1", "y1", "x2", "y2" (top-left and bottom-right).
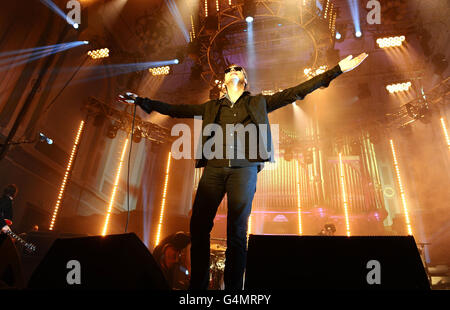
[
  {"x1": 39, "y1": 0, "x2": 78, "y2": 27},
  {"x1": 0, "y1": 41, "x2": 87, "y2": 72},
  {"x1": 164, "y1": 0, "x2": 190, "y2": 43},
  {"x1": 0, "y1": 26, "x2": 74, "y2": 162},
  {"x1": 246, "y1": 17, "x2": 255, "y2": 79},
  {"x1": 69, "y1": 59, "x2": 180, "y2": 84},
  {"x1": 347, "y1": 0, "x2": 361, "y2": 37},
  {"x1": 0, "y1": 42, "x2": 86, "y2": 58}
]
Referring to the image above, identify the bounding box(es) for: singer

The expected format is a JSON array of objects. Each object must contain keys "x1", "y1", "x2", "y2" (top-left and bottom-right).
[{"x1": 120, "y1": 53, "x2": 368, "y2": 290}]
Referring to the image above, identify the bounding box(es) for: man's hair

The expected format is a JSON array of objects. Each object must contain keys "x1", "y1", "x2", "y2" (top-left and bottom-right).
[
  {"x1": 224, "y1": 64, "x2": 249, "y2": 90},
  {"x1": 3, "y1": 184, "x2": 18, "y2": 197}
]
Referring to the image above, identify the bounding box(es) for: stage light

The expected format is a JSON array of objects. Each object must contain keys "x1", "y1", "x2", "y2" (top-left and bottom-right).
[
  {"x1": 107, "y1": 123, "x2": 119, "y2": 139},
  {"x1": 440, "y1": 117, "x2": 450, "y2": 150},
  {"x1": 87, "y1": 48, "x2": 109, "y2": 59},
  {"x1": 390, "y1": 139, "x2": 413, "y2": 235},
  {"x1": 155, "y1": 152, "x2": 172, "y2": 246},
  {"x1": 243, "y1": 0, "x2": 256, "y2": 23},
  {"x1": 376, "y1": 36, "x2": 405, "y2": 48},
  {"x1": 39, "y1": 133, "x2": 53, "y2": 145},
  {"x1": 190, "y1": 15, "x2": 196, "y2": 41},
  {"x1": 386, "y1": 81, "x2": 412, "y2": 94},
  {"x1": 335, "y1": 23, "x2": 347, "y2": 42},
  {"x1": 348, "y1": 0, "x2": 361, "y2": 39},
  {"x1": 149, "y1": 66, "x2": 170, "y2": 76},
  {"x1": 83, "y1": 41, "x2": 89, "y2": 44},
  {"x1": 338, "y1": 153, "x2": 351, "y2": 237},
  {"x1": 0, "y1": 41, "x2": 87, "y2": 71},
  {"x1": 49, "y1": 120, "x2": 85, "y2": 230},
  {"x1": 165, "y1": 0, "x2": 190, "y2": 43},
  {"x1": 132, "y1": 129, "x2": 142, "y2": 144},
  {"x1": 102, "y1": 138, "x2": 129, "y2": 236},
  {"x1": 174, "y1": 59, "x2": 179, "y2": 64},
  {"x1": 40, "y1": 0, "x2": 79, "y2": 29}
]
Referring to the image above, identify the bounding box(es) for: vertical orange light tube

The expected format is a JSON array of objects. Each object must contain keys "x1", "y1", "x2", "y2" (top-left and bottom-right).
[
  {"x1": 390, "y1": 139, "x2": 413, "y2": 235},
  {"x1": 49, "y1": 120, "x2": 85, "y2": 230},
  {"x1": 190, "y1": 15, "x2": 195, "y2": 40},
  {"x1": 295, "y1": 160, "x2": 303, "y2": 235},
  {"x1": 102, "y1": 138, "x2": 129, "y2": 236},
  {"x1": 339, "y1": 153, "x2": 351, "y2": 236},
  {"x1": 440, "y1": 117, "x2": 450, "y2": 149},
  {"x1": 155, "y1": 152, "x2": 172, "y2": 246}
]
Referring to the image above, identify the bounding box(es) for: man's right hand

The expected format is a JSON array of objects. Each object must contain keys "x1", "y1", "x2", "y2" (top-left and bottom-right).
[
  {"x1": 117, "y1": 93, "x2": 153, "y2": 114},
  {"x1": 118, "y1": 92, "x2": 139, "y2": 104},
  {"x1": 1, "y1": 225, "x2": 11, "y2": 234}
]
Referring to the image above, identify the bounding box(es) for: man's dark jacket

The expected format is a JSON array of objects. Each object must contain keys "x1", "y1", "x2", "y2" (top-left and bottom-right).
[
  {"x1": 137, "y1": 65, "x2": 342, "y2": 169},
  {"x1": 0, "y1": 195, "x2": 13, "y2": 228}
]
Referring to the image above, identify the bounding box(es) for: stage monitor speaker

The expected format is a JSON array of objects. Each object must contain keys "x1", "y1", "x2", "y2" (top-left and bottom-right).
[
  {"x1": 245, "y1": 235, "x2": 430, "y2": 290},
  {"x1": 27, "y1": 233, "x2": 170, "y2": 289},
  {"x1": 0, "y1": 235, "x2": 25, "y2": 289}
]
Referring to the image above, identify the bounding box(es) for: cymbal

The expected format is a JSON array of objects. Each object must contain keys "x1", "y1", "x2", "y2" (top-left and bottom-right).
[{"x1": 210, "y1": 243, "x2": 226, "y2": 251}]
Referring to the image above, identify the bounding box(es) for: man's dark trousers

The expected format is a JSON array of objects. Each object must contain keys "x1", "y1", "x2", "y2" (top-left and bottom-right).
[{"x1": 189, "y1": 165, "x2": 258, "y2": 290}]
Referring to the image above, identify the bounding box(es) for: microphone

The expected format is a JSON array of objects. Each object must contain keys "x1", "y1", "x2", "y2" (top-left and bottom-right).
[
  {"x1": 118, "y1": 92, "x2": 138, "y2": 105},
  {"x1": 39, "y1": 133, "x2": 53, "y2": 145},
  {"x1": 117, "y1": 92, "x2": 153, "y2": 114}
]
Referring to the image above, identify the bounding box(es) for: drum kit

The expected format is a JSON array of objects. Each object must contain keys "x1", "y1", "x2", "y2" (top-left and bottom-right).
[{"x1": 209, "y1": 238, "x2": 226, "y2": 290}]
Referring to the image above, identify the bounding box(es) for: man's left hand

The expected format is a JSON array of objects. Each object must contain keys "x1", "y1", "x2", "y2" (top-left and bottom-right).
[{"x1": 339, "y1": 53, "x2": 369, "y2": 73}]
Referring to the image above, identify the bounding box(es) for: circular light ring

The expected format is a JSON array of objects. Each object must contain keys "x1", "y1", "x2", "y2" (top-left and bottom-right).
[{"x1": 202, "y1": 3, "x2": 323, "y2": 88}]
